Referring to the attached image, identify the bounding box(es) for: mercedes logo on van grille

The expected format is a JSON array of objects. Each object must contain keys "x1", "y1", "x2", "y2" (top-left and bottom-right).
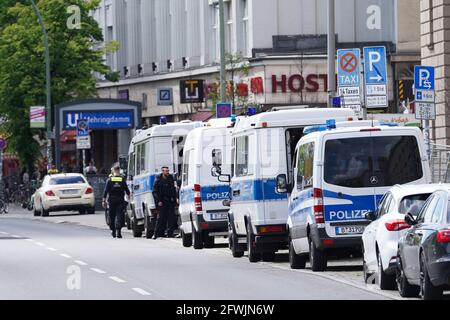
[{"x1": 370, "y1": 176, "x2": 379, "y2": 185}]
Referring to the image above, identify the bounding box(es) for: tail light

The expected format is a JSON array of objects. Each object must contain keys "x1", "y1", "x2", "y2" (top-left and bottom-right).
[
  {"x1": 85, "y1": 187, "x2": 93, "y2": 194},
  {"x1": 45, "y1": 190, "x2": 55, "y2": 197},
  {"x1": 194, "y1": 184, "x2": 202, "y2": 212},
  {"x1": 437, "y1": 229, "x2": 450, "y2": 243},
  {"x1": 259, "y1": 225, "x2": 286, "y2": 234},
  {"x1": 385, "y1": 220, "x2": 411, "y2": 232},
  {"x1": 313, "y1": 188, "x2": 325, "y2": 224}
]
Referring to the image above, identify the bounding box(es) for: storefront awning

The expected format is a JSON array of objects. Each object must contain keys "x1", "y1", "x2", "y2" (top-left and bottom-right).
[
  {"x1": 60, "y1": 130, "x2": 77, "y2": 142},
  {"x1": 190, "y1": 111, "x2": 214, "y2": 122}
]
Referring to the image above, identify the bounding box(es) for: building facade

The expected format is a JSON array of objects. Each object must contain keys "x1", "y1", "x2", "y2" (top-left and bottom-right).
[{"x1": 94, "y1": 0, "x2": 421, "y2": 125}]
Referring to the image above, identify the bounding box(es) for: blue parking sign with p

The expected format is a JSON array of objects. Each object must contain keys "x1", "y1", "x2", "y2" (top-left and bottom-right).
[
  {"x1": 414, "y1": 66, "x2": 435, "y2": 91},
  {"x1": 363, "y1": 46, "x2": 387, "y2": 85}
]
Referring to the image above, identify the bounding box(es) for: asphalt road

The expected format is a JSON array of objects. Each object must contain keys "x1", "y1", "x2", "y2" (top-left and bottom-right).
[{"x1": 0, "y1": 208, "x2": 396, "y2": 300}]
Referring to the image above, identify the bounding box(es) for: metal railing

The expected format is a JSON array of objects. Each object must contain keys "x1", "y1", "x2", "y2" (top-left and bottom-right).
[{"x1": 430, "y1": 143, "x2": 450, "y2": 183}]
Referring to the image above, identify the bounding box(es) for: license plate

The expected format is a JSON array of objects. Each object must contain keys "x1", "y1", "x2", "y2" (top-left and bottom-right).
[
  {"x1": 210, "y1": 213, "x2": 227, "y2": 220},
  {"x1": 335, "y1": 226, "x2": 365, "y2": 235},
  {"x1": 62, "y1": 190, "x2": 78, "y2": 195}
]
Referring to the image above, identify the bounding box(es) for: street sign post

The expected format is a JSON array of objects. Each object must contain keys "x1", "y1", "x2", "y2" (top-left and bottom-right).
[
  {"x1": 337, "y1": 48, "x2": 362, "y2": 118},
  {"x1": 76, "y1": 119, "x2": 90, "y2": 170},
  {"x1": 363, "y1": 46, "x2": 388, "y2": 109},
  {"x1": 414, "y1": 65, "x2": 436, "y2": 160}
]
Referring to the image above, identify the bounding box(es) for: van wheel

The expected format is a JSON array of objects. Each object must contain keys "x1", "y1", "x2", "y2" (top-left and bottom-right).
[
  {"x1": 377, "y1": 252, "x2": 396, "y2": 290},
  {"x1": 309, "y1": 238, "x2": 327, "y2": 271},
  {"x1": 131, "y1": 220, "x2": 143, "y2": 238},
  {"x1": 289, "y1": 238, "x2": 306, "y2": 269},
  {"x1": 420, "y1": 252, "x2": 443, "y2": 300},
  {"x1": 229, "y1": 232, "x2": 244, "y2": 258},
  {"x1": 262, "y1": 252, "x2": 276, "y2": 262},
  {"x1": 87, "y1": 207, "x2": 95, "y2": 215},
  {"x1": 181, "y1": 229, "x2": 192, "y2": 247},
  {"x1": 192, "y1": 223, "x2": 203, "y2": 250},
  {"x1": 203, "y1": 233, "x2": 215, "y2": 249},
  {"x1": 396, "y1": 255, "x2": 420, "y2": 297},
  {"x1": 247, "y1": 222, "x2": 261, "y2": 263}
]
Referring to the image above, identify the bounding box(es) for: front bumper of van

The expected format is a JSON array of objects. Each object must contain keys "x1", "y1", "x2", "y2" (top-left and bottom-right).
[{"x1": 310, "y1": 225, "x2": 363, "y2": 251}]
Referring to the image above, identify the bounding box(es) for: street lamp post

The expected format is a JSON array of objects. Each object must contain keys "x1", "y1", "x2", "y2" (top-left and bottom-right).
[
  {"x1": 29, "y1": 0, "x2": 53, "y2": 170},
  {"x1": 219, "y1": 0, "x2": 227, "y2": 104},
  {"x1": 327, "y1": 0, "x2": 336, "y2": 108}
]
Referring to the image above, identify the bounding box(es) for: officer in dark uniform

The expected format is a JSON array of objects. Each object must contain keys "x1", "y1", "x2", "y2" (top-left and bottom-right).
[
  {"x1": 152, "y1": 166, "x2": 178, "y2": 239},
  {"x1": 102, "y1": 163, "x2": 130, "y2": 238}
]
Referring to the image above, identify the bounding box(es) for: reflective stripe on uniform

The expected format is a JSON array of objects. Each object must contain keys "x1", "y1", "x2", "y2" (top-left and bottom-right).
[{"x1": 111, "y1": 177, "x2": 123, "y2": 182}]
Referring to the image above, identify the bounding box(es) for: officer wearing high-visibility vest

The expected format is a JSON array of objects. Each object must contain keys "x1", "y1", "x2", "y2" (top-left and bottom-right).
[{"x1": 102, "y1": 163, "x2": 130, "y2": 238}]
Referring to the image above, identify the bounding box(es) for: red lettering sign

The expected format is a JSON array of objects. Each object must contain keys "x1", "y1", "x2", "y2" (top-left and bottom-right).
[
  {"x1": 251, "y1": 77, "x2": 264, "y2": 94},
  {"x1": 236, "y1": 83, "x2": 249, "y2": 97},
  {"x1": 272, "y1": 74, "x2": 329, "y2": 93}
]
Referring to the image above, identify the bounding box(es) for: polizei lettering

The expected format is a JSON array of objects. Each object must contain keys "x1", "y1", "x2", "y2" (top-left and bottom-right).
[
  {"x1": 329, "y1": 209, "x2": 370, "y2": 221},
  {"x1": 206, "y1": 191, "x2": 230, "y2": 201}
]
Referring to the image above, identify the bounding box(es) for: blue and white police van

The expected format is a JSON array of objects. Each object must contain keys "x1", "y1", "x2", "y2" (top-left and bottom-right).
[
  {"x1": 126, "y1": 120, "x2": 203, "y2": 238},
  {"x1": 226, "y1": 108, "x2": 356, "y2": 262},
  {"x1": 283, "y1": 121, "x2": 431, "y2": 271},
  {"x1": 179, "y1": 118, "x2": 234, "y2": 249}
]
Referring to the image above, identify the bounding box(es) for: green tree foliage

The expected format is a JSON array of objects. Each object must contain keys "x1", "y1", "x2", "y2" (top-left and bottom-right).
[{"x1": 0, "y1": 0, "x2": 114, "y2": 168}]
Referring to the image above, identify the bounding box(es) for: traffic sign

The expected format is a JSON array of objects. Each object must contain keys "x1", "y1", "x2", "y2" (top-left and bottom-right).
[
  {"x1": 415, "y1": 102, "x2": 436, "y2": 120},
  {"x1": 366, "y1": 95, "x2": 388, "y2": 108},
  {"x1": 337, "y1": 49, "x2": 361, "y2": 87},
  {"x1": 76, "y1": 119, "x2": 89, "y2": 137},
  {"x1": 216, "y1": 103, "x2": 232, "y2": 119},
  {"x1": 414, "y1": 66, "x2": 435, "y2": 91},
  {"x1": 363, "y1": 46, "x2": 387, "y2": 85},
  {"x1": 332, "y1": 97, "x2": 341, "y2": 108},
  {"x1": 416, "y1": 90, "x2": 435, "y2": 102}
]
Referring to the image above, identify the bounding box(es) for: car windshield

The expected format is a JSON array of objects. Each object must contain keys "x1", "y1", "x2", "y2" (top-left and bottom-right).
[
  {"x1": 398, "y1": 193, "x2": 431, "y2": 216},
  {"x1": 49, "y1": 176, "x2": 86, "y2": 185},
  {"x1": 324, "y1": 136, "x2": 423, "y2": 188}
]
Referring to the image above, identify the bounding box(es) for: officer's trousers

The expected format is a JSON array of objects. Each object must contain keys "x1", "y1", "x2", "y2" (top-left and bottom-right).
[
  {"x1": 108, "y1": 199, "x2": 125, "y2": 233},
  {"x1": 155, "y1": 203, "x2": 176, "y2": 237}
]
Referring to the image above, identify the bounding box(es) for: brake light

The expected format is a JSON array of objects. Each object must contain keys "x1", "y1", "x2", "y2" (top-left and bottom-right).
[
  {"x1": 313, "y1": 188, "x2": 325, "y2": 224},
  {"x1": 323, "y1": 239, "x2": 334, "y2": 246},
  {"x1": 437, "y1": 229, "x2": 450, "y2": 243},
  {"x1": 45, "y1": 190, "x2": 55, "y2": 197},
  {"x1": 261, "y1": 122, "x2": 268, "y2": 127},
  {"x1": 85, "y1": 187, "x2": 93, "y2": 194},
  {"x1": 194, "y1": 184, "x2": 202, "y2": 212},
  {"x1": 260, "y1": 225, "x2": 286, "y2": 234},
  {"x1": 360, "y1": 128, "x2": 381, "y2": 132},
  {"x1": 385, "y1": 220, "x2": 410, "y2": 232}
]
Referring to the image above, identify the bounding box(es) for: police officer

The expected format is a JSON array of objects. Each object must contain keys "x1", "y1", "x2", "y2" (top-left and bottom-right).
[
  {"x1": 102, "y1": 163, "x2": 130, "y2": 238},
  {"x1": 152, "y1": 166, "x2": 178, "y2": 239}
]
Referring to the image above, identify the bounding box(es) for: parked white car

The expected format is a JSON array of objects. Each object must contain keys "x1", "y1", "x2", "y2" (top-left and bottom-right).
[
  {"x1": 362, "y1": 184, "x2": 450, "y2": 290},
  {"x1": 33, "y1": 173, "x2": 96, "y2": 217}
]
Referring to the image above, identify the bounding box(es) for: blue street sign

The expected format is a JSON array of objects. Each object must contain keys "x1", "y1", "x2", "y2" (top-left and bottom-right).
[
  {"x1": 63, "y1": 111, "x2": 134, "y2": 130},
  {"x1": 363, "y1": 46, "x2": 387, "y2": 85},
  {"x1": 157, "y1": 88, "x2": 173, "y2": 105},
  {"x1": 337, "y1": 49, "x2": 361, "y2": 87},
  {"x1": 216, "y1": 103, "x2": 232, "y2": 119},
  {"x1": 332, "y1": 96, "x2": 341, "y2": 108},
  {"x1": 414, "y1": 66, "x2": 435, "y2": 91},
  {"x1": 76, "y1": 119, "x2": 89, "y2": 137}
]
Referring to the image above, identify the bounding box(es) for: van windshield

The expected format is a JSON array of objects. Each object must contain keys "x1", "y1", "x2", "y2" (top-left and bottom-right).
[{"x1": 324, "y1": 136, "x2": 423, "y2": 188}]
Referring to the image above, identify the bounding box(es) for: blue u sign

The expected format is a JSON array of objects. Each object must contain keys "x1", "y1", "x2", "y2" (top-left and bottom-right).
[
  {"x1": 63, "y1": 111, "x2": 134, "y2": 130},
  {"x1": 414, "y1": 66, "x2": 435, "y2": 91}
]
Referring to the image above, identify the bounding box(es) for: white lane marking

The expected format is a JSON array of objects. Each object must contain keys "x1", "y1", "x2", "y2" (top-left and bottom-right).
[
  {"x1": 0, "y1": 231, "x2": 8, "y2": 235},
  {"x1": 46, "y1": 247, "x2": 57, "y2": 251},
  {"x1": 60, "y1": 253, "x2": 72, "y2": 259},
  {"x1": 11, "y1": 235, "x2": 21, "y2": 238},
  {"x1": 74, "y1": 260, "x2": 88, "y2": 266},
  {"x1": 25, "y1": 239, "x2": 35, "y2": 242},
  {"x1": 132, "y1": 288, "x2": 151, "y2": 296},
  {"x1": 90, "y1": 268, "x2": 106, "y2": 274},
  {"x1": 35, "y1": 242, "x2": 45, "y2": 246},
  {"x1": 109, "y1": 276, "x2": 126, "y2": 283}
]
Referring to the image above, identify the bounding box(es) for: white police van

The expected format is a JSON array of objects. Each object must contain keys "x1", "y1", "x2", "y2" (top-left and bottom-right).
[
  {"x1": 283, "y1": 121, "x2": 431, "y2": 271},
  {"x1": 127, "y1": 120, "x2": 204, "y2": 238},
  {"x1": 179, "y1": 118, "x2": 234, "y2": 249},
  {"x1": 226, "y1": 108, "x2": 356, "y2": 262}
]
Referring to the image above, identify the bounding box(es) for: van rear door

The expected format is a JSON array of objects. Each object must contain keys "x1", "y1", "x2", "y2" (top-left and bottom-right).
[{"x1": 321, "y1": 130, "x2": 425, "y2": 238}]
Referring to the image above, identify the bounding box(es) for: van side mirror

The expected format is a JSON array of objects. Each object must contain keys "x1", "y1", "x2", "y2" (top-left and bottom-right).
[
  {"x1": 222, "y1": 199, "x2": 231, "y2": 207},
  {"x1": 365, "y1": 211, "x2": 377, "y2": 221},
  {"x1": 211, "y1": 166, "x2": 221, "y2": 177},
  {"x1": 276, "y1": 174, "x2": 291, "y2": 194},
  {"x1": 404, "y1": 213, "x2": 417, "y2": 226}
]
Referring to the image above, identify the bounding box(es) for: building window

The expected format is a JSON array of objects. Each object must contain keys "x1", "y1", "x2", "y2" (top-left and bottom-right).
[{"x1": 242, "y1": 0, "x2": 249, "y2": 56}]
